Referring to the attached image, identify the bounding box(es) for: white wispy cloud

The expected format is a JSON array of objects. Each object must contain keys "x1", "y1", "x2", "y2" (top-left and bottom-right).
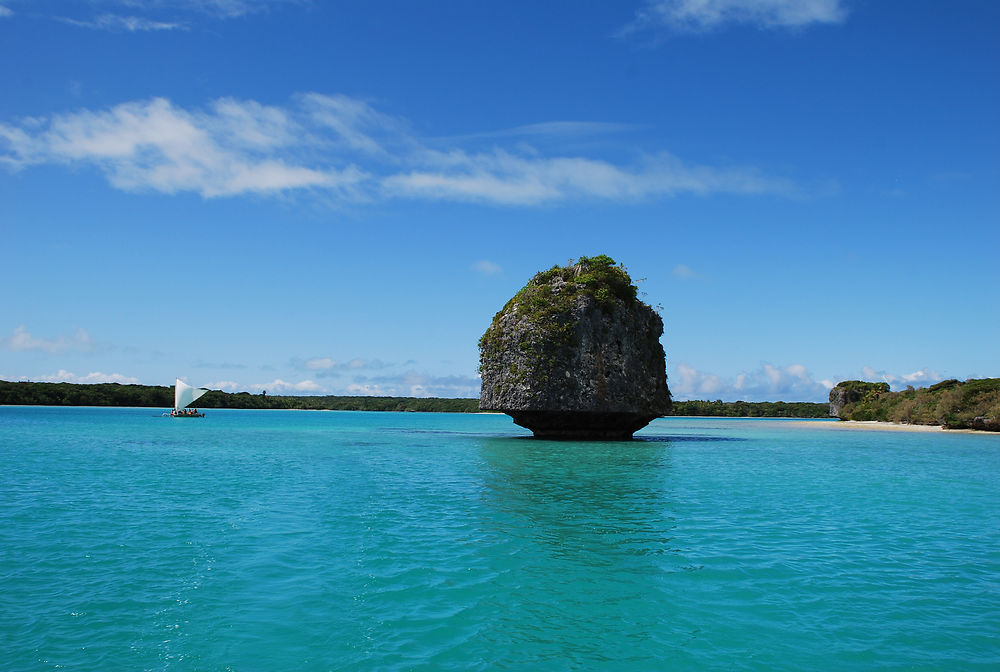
[
  {"x1": 672, "y1": 361, "x2": 832, "y2": 402},
  {"x1": 296, "y1": 357, "x2": 391, "y2": 376},
  {"x1": 170, "y1": 0, "x2": 304, "y2": 19},
  {"x1": 382, "y1": 149, "x2": 795, "y2": 205},
  {"x1": 673, "y1": 362, "x2": 729, "y2": 398},
  {"x1": 205, "y1": 380, "x2": 242, "y2": 392},
  {"x1": 626, "y1": 0, "x2": 847, "y2": 33},
  {"x1": 33, "y1": 370, "x2": 141, "y2": 384},
  {"x1": 59, "y1": 14, "x2": 185, "y2": 32},
  {"x1": 860, "y1": 366, "x2": 944, "y2": 388},
  {"x1": 350, "y1": 371, "x2": 481, "y2": 398},
  {"x1": 671, "y1": 264, "x2": 700, "y2": 280},
  {"x1": 248, "y1": 378, "x2": 325, "y2": 393},
  {"x1": 20, "y1": 0, "x2": 304, "y2": 32},
  {"x1": 194, "y1": 360, "x2": 247, "y2": 369},
  {"x1": 0, "y1": 6, "x2": 13, "y2": 18},
  {"x1": 2, "y1": 326, "x2": 95, "y2": 353},
  {"x1": 0, "y1": 93, "x2": 799, "y2": 204},
  {"x1": 57, "y1": 0, "x2": 301, "y2": 23},
  {"x1": 300, "y1": 92, "x2": 411, "y2": 158},
  {"x1": 503, "y1": 121, "x2": 639, "y2": 137},
  {"x1": 305, "y1": 357, "x2": 337, "y2": 370},
  {"x1": 441, "y1": 121, "x2": 640, "y2": 144},
  {"x1": 472, "y1": 260, "x2": 503, "y2": 276},
  {"x1": 1, "y1": 97, "x2": 361, "y2": 197}
]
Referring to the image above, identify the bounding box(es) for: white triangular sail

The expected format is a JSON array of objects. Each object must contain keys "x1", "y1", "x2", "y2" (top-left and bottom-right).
[{"x1": 174, "y1": 378, "x2": 208, "y2": 411}]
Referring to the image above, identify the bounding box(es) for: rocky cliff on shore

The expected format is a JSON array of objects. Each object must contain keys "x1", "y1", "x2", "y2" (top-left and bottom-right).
[
  {"x1": 829, "y1": 378, "x2": 1000, "y2": 431},
  {"x1": 828, "y1": 381, "x2": 890, "y2": 418},
  {"x1": 479, "y1": 255, "x2": 670, "y2": 439}
]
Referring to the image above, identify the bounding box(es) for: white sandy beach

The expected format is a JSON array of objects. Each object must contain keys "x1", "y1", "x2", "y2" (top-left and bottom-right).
[{"x1": 794, "y1": 420, "x2": 994, "y2": 435}]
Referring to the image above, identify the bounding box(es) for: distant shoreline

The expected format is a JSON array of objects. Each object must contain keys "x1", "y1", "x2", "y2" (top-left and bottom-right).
[{"x1": 0, "y1": 380, "x2": 830, "y2": 418}]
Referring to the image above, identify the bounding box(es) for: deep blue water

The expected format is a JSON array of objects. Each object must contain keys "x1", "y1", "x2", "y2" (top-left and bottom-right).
[{"x1": 1, "y1": 407, "x2": 998, "y2": 671}]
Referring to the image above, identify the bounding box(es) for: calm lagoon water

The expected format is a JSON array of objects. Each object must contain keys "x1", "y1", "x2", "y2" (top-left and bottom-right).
[{"x1": 1, "y1": 407, "x2": 998, "y2": 671}]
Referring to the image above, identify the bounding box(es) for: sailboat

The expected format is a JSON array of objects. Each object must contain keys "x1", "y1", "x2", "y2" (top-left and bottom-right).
[{"x1": 169, "y1": 378, "x2": 208, "y2": 417}]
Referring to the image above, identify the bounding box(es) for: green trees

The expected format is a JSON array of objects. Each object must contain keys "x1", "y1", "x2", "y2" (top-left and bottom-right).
[
  {"x1": 0, "y1": 381, "x2": 481, "y2": 413},
  {"x1": 831, "y1": 378, "x2": 1000, "y2": 429},
  {"x1": 0, "y1": 381, "x2": 173, "y2": 407}
]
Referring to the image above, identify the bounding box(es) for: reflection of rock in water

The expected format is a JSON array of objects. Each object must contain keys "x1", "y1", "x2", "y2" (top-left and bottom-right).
[
  {"x1": 479, "y1": 256, "x2": 671, "y2": 439},
  {"x1": 470, "y1": 437, "x2": 690, "y2": 662},
  {"x1": 477, "y1": 437, "x2": 678, "y2": 563}
]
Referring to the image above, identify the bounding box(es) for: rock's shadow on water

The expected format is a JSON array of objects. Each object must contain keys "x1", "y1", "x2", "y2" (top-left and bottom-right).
[
  {"x1": 474, "y1": 436, "x2": 681, "y2": 561},
  {"x1": 635, "y1": 434, "x2": 747, "y2": 443},
  {"x1": 470, "y1": 432, "x2": 743, "y2": 562},
  {"x1": 496, "y1": 432, "x2": 746, "y2": 443}
]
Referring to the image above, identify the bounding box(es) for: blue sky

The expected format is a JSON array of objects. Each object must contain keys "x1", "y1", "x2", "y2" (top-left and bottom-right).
[{"x1": 1, "y1": 0, "x2": 997, "y2": 402}]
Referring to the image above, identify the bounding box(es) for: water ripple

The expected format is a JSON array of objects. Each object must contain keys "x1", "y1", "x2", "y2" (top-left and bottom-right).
[{"x1": 1, "y1": 408, "x2": 998, "y2": 671}]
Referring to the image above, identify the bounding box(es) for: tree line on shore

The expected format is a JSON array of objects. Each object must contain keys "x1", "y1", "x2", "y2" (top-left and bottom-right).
[
  {"x1": 0, "y1": 380, "x2": 829, "y2": 417},
  {"x1": 0, "y1": 382, "x2": 481, "y2": 413},
  {"x1": 668, "y1": 399, "x2": 829, "y2": 417}
]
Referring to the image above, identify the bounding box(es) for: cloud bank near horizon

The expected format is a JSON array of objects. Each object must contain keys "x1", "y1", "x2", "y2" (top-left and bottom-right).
[
  {"x1": 6, "y1": 369, "x2": 141, "y2": 385},
  {"x1": 669, "y1": 362, "x2": 954, "y2": 403},
  {"x1": 4, "y1": 360, "x2": 957, "y2": 404},
  {"x1": 204, "y1": 369, "x2": 480, "y2": 398},
  {"x1": 0, "y1": 94, "x2": 798, "y2": 205},
  {"x1": 671, "y1": 361, "x2": 833, "y2": 402}
]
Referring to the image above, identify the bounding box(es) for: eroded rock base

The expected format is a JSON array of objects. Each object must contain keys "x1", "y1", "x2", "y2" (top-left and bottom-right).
[{"x1": 507, "y1": 410, "x2": 656, "y2": 440}]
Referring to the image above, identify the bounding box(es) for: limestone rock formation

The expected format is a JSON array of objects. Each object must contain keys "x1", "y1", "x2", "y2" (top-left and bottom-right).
[
  {"x1": 828, "y1": 380, "x2": 891, "y2": 418},
  {"x1": 479, "y1": 255, "x2": 670, "y2": 439}
]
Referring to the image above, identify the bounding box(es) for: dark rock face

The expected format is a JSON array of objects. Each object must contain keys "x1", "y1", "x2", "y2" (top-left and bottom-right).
[
  {"x1": 969, "y1": 416, "x2": 1000, "y2": 432},
  {"x1": 479, "y1": 256, "x2": 670, "y2": 439},
  {"x1": 828, "y1": 386, "x2": 853, "y2": 418}
]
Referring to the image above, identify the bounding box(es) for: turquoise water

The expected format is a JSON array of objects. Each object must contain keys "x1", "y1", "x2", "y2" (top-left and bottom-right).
[{"x1": 2, "y1": 407, "x2": 998, "y2": 671}]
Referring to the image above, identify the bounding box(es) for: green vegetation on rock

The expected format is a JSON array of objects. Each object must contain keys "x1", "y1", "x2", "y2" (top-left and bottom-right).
[
  {"x1": 832, "y1": 380, "x2": 892, "y2": 395},
  {"x1": 478, "y1": 255, "x2": 643, "y2": 380},
  {"x1": 525, "y1": 254, "x2": 638, "y2": 312},
  {"x1": 830, "y1": 378, "x2": 1000, "y2": 430}
]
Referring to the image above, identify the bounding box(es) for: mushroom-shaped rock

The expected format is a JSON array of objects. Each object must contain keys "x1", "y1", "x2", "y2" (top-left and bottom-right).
[{"x1": 479, "y1": 255, "x2": 671, "y2": 439}]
